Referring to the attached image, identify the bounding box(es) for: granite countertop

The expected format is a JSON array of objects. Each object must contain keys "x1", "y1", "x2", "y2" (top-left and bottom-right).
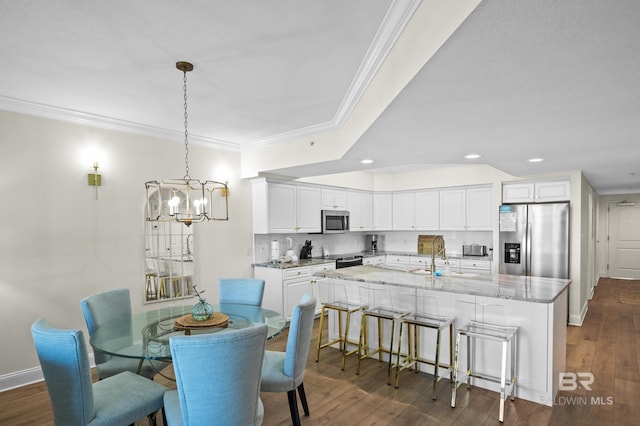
[
  {"x1": 253, "y1": 250, "x2": 493, "y2": 270},
  {"x1": 253, "y1": 258, "x2": 335, "y2": 269},
  {"x1": 313, "y1": 264, "x2": 570, "y2": 303},
  {"x1": 379, "y1": 250, "x2": 493, "y2": 261}
]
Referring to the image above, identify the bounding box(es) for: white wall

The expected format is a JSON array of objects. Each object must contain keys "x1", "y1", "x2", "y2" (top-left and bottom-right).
[{"x1": 0, "y1": 110, "x2": 253, "y2": 385}]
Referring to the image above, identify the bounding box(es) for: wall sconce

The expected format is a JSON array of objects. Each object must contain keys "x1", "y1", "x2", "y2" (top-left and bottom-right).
[{"x1": 88, "y1": 161, "x2": 102, "y2": 200}]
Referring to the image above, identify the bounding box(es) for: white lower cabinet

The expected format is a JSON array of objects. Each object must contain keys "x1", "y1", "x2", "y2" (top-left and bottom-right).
[
  {"x1": 363, "y1": 256, "x2": 385, "y2": 265},
  {"x1": 460, "y1": 259, "x2": 491, "y2": 273},
  {"x1": 255, "y1": 262, "x2": 334, "y2": 319},
  {"x1": 384, "y1": 254, "x2": 412, "y2": 267}
]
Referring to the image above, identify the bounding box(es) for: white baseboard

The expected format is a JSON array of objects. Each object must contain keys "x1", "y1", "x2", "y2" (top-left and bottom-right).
[{"x1": 0, "y1": 353, "x2": 96, "y2": 393}]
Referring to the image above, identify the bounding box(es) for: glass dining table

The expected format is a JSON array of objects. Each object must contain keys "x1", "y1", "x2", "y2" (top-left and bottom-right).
[{"x1": 90, "y1": 303, "x2": 287, "y2": 364}]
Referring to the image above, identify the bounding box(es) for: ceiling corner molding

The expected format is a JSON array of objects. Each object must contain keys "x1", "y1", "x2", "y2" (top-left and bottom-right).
[
  {"x1": 0, "y1": 95, "x2": 239, "y2": 151},
  {"x1": 250, "y1": 120, "x2": 336, "y2": 148},
  {"x1": 333, "y1": 0, "x2": 422, "y2": 128},
  {"x1": 249, "y1": 0, "x2": 421, "y2": 149}
]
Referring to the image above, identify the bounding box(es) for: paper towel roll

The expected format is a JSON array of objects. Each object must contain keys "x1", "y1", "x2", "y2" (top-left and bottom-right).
[{"x1": 271, "y1": 240, "x2": 280, "y2": 261}]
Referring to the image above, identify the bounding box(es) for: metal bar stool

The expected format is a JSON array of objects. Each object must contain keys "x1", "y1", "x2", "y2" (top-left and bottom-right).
[
  {"x1": 315, "y1": 280, "x2": 365, "y2": 370},
  {"x1": 451, "y1": 302, "x2": 518, "y2": 423},
  {"x1": 394, "y1": 294, "x2": 454, "y2": 400},
  {"x1": 357, "y1": 287, "x2": 410, "y2": 384}
]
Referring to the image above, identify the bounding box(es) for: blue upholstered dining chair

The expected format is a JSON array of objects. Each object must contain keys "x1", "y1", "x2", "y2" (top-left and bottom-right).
[
  {"x1": 219, "y1": 278, "x2": 266, "y2": 306},
  {"x1": 31, "y1": 319, "x2": 168, "y2": 426},
  {"x1": 163, "y1": 324, "x2": 269, "y2": 426},
  {"x1": 80, "y1": 288, "x2": 170, "y2": 380},
  {"x1": 260, "y1": 293, "x2": 317, "y2": 426}
]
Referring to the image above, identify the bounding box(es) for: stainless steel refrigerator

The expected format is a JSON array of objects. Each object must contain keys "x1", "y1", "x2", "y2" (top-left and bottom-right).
[{"x1": 498, "y1": 202, "x2": 569, "y2": 279}]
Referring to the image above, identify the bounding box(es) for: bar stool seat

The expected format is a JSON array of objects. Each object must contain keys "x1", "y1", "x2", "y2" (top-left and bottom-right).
[
  {"x1": 393, "y1": 294, "x2": 454, "y2": 400},
  {"x1": 316, "y1": 280, "x2": 365, "y2": 370},
  {"x1": 451, "y1": 303, "x2": 518, "y2": 423},
  {"x1": 357, "y1": 287, "x2": 410, "y2": 384}
]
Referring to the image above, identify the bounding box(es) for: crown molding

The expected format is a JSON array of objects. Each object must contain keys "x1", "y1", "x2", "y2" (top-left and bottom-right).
[
  {"x1": 1, "y1": 0, "x2": 420, "y2": 152},
  {"x1": 251, "y1": 0, "x2": 422, "y2": 147},
  {"x1": 0, "y1": 95, "x2": 240, "y2": 151}
]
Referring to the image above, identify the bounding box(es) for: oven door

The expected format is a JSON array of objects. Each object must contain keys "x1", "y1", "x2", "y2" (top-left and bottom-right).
[{"x1": 336, "y1": 257, "x2": 363, "y2": 269}]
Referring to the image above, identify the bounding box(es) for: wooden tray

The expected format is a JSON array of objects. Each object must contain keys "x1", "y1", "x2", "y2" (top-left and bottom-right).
[{"x1": 174, "y1": 312, "x2": 229, "y2": 330}]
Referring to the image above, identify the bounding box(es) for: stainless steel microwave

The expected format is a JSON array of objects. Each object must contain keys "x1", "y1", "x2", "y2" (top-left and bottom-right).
[{"x1": 321, "y1": 210, "x2": 350, "y2": 233}]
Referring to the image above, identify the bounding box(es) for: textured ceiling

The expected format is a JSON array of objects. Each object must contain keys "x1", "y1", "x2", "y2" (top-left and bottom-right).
[{"x1": 1, "y1": 0, "x2": 639, "y2": 194}]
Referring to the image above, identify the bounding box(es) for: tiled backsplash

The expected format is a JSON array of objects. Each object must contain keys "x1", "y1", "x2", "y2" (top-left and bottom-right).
[{"x1": 253, "y1": 231, "x2": 492, "y2": 263}]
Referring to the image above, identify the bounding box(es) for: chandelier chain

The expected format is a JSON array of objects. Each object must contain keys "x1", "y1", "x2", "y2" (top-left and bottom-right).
[{"x1": 183, "y1": 69, "x2": 190, "y2": 180}]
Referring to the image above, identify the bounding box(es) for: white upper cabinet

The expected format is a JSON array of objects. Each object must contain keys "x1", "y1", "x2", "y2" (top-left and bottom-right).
[
  {"x1": 252, "y1": 180, "x2": 321, "y2": 233},
  {"x1": 502, "y1": 180, "x2": 570, "y2": 203},
  {"x1": 414, "y1": 190, "x2": 439, "y2": 230},
  {"x1": 466, "y1": 187, "x2": 493, "y2": 230},
  {"x1": 321, "y1": 189, "x2": 348, "y2": 210},
  {"x1": 268, "y1": 183, "x2": 297, "y2": 233},
  {"x1": 348, "y1": 191, "x2": 373, "y2": 231},
  {"x1": 392, "y1": 190, "x2": 439, "y2": 230},
  {"x1": 440, "y1": 186, "x2": 492, "y2": 231},
  {"x1": 373, "y1": 192, "x2": 393, "y2": 231},
  {"x1": 296, "y1": 186, "x2": 322, "y2": 233},
  {"x1": 439, "y1": 189, "x2": 466, "y2": 230},
  {"x1": 392, "y1": 192, "x2": 415, "y2": 230}
]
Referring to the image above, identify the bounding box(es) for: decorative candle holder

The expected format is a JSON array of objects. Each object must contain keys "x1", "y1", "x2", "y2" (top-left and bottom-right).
[{"x1": 191, "y1": 284, "x2": 213, "y2": 321}]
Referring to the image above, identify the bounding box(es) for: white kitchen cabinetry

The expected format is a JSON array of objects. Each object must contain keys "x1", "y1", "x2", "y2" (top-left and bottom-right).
[
  {"x1": 414, "y1": 190, "x2": 439, "y2": 230},
  {"x1": 373, "y1": 192, "x2": 393, "y2": 231},
  {"x1": 322, "y1": 189, "x2": 348, "y2": 210},
  {"x1": 296, "y1": 186, "x2": 322, "y2": 233},
  {"x1": 466, "y1": 187, "x2": 493, "y2": 230},
  {"x1": 252, "y1": 180, "x2": 321, "y2": 234},
  {"x1": 502, "y1": 180, "x2": 570, "y2": 203},
  {"x1": 363, "y1": 255, "x2": 385, "y2": 265},
  {"x1": 348, "y1": 191, "x2": 373, "y2": 232},
  {"x1": 255, "y1": 262, "x2": 334, "y2": 319},
  {"x1": 459, "y1": 259, "x2": 491, "y2": 273},
  {"x1": 439, "y1": 186, "x2": 492, "y2": 231},
  {"x1": 439, "y1": 189, "x2": 466, "y2": 230},
  {"x1": 392, "y1": 192, "x2": 414, "y2": 230},
  {"x1": 384, "y1": 254, "x2": 412, "y2": 267},
  {"x1": 392, "y1": 190, "x2": 439, "y2": 230}
]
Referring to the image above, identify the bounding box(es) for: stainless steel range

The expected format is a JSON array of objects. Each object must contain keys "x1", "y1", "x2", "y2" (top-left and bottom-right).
[{"x1": 334, "y1": 255, "x2": 363, "y2": 269}]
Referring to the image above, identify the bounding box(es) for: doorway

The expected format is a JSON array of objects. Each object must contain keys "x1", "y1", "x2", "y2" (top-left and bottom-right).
[{"x1": 607, "y1": 200, "x2": 640, "y2": 279}]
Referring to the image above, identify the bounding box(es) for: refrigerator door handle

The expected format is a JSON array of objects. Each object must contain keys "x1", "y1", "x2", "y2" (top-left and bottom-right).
[{"x1": 526, "y1": 222, "x2": 532, "y2": 276}]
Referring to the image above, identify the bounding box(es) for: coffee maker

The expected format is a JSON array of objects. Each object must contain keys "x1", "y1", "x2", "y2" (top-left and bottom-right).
[{"x1": 366, "y1": 234, "x2": 380, "y2": 252}]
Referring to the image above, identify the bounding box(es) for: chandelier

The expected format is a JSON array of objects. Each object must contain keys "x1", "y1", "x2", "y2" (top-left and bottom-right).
[{"x1": 145, "y1": 61, "x2": 229, "y2": 226}]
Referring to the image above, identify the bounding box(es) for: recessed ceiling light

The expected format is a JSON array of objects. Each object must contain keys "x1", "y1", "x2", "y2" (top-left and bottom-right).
[
  {"x1": 527, "y1": 158, "x2": 544, "y2": 163},
  {"x1": 360, "y1": 159, "x2": 374, "y2": 164},
  {"x1": 464, "y1": 154, "x2": 481, "y2": 159}
]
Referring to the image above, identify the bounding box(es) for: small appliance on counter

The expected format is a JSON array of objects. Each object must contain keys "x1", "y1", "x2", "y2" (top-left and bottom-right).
[
  {"x1": 270, "y1": 240, "x2": 280, "y2": 263},
  {"x1": 366, "y1": 234, "x2": 381, "y2": 252},
  {"x1": 299, "y1": 240, "x2": 313, "y2": 259},
  {"x1": 284, "y1": 236, "x2": 298, "y2": 262},
  {"x1": 462, "y1": 244, "x2": 488, "y2": 257}
]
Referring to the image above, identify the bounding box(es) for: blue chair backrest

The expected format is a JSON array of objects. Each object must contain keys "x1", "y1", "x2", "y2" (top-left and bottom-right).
[
  {"x1": 219, "y1": 278, "x2": 265, "y2": 306},
  {"x1": 80, "y1": 288, "x2": 131, "y2": 364},
  {"x1": 31, "y1": 319, "x2": 95, "y2": 425},
  {"x1": 170, "y1": 324, "x2": 269, "y2": 425},
  {"x1": 284, "y1": 294, "x2": 317, "y2": 379}
]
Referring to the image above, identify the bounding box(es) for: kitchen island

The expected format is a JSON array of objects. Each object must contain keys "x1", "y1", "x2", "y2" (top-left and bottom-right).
[{"x1": 313, "y1": 264, "x2": 570, "y2": 407}]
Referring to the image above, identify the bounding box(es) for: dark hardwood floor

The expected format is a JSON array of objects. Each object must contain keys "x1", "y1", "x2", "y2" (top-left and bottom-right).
[{"x1": 2, "y1": 278, "x2": 639, "y2": 425}]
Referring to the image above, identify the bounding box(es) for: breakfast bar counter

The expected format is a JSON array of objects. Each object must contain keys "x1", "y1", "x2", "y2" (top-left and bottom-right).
[
  {"x1": 312, "y1": 264, "x2": 569, "y2": 303},
  {"x1": 313, "y1": 264, "x2": 570, "y2": 407}
]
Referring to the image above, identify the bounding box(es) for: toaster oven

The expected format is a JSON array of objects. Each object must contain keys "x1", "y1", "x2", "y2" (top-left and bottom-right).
[{"x1": 462, "y1": 244, "x2": 487, "y2": 257}]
